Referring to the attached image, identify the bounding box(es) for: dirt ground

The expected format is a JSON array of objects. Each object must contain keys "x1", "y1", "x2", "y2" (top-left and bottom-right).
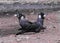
[{"x1": 0, "y1": 11, "x2": 60, "y2": 43}]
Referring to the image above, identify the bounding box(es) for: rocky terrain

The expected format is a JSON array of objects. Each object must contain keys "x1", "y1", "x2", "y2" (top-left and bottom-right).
[{"x1": 0, "y1": 0, "x2": 60, "y2": 4}]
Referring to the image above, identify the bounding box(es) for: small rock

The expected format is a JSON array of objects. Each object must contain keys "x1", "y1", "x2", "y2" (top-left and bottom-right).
[{"x1": 53, "y1": 26, "x2": 56, "y2": 28}]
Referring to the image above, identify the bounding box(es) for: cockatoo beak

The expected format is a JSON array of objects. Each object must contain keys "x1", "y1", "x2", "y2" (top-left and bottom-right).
[
  {"x1": 14, "y1": 14, "x2": 17, "y2": 17},
  {"x1": 44, "y1": 14, "x2": 46, "y2": 17}
]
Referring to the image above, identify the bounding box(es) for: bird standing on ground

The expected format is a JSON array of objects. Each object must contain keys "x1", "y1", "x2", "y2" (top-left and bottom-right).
[
  {"x1": 16, "y1": 13, "x2": 33, "y2": 35},
  {"x1": 29, "y1": 12, "x2": 46, "y2": 32},
  {"x1": 15, "y1": 12, "x2": 46, "y2": 35}
]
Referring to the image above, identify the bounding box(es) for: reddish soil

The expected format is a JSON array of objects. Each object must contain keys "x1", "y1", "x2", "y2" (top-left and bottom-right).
[{"x1": 0, "y1": 11, "x2": 60, "y2": 43}]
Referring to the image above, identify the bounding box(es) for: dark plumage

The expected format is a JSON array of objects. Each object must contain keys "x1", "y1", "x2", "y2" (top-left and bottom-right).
[
  {"x1": 19, "y1": 15, "x2": 32, "y2": 30},
  {"x1": 16, "y1": 12, "x2": 46, "y2": 35},
  {"x1": 30, "y1": 12, "x2": 46, "y2": 32},
  {"x1": 16, "y1": 13, "x2": 33, "y2": 34},
  {"x1": 37, "y1": 12, "x2": 46, "y2": 25}
]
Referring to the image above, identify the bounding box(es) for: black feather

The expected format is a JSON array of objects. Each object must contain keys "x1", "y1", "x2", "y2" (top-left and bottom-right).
[{"x1": 16, "y1": 12, "x2": 46, "y2": 35}]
